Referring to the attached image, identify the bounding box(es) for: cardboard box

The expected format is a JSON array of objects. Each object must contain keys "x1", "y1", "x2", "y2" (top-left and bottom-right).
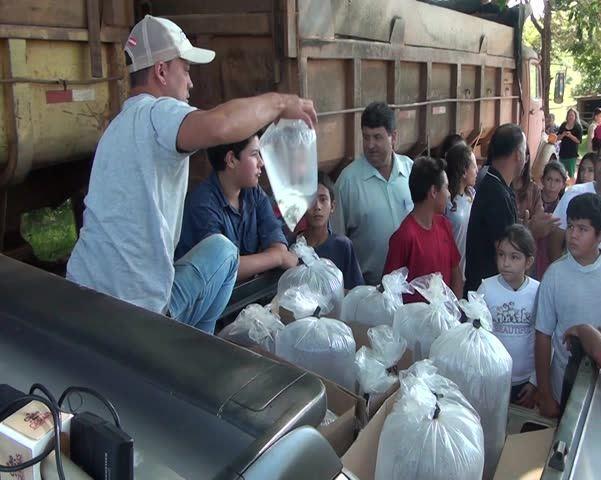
[
  {"x1": 0, "y1": 401, "x2": 72, "y2": 480},
  {"x1": 493, "y1": 427, "x2": 555, "y2": 480},
  {"x1": 244, "y1": 344, "x2": 367, "y2": 456},
  {"x1": 341, "y1": 392, "x2": 397, "y2": 480}
]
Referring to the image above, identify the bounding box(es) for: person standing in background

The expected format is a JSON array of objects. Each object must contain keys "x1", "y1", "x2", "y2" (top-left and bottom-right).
[
  {"x1": 587, "y1": 108, "x2": 601, "y2": 153},
  {"x1": 557, "y1": 108, "x2": 583, "y2": 180}
]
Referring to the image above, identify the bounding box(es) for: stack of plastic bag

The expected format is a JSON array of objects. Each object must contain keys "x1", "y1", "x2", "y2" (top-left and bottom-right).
[
  {"x1": 275, "y1": 284, "x2": 326, "y2": 321},
  {"x1": 341, "y1": 267, "x2": 414, "y2": 327},
  {"x1": 218, "y1": 304, "x2": 284, "y2": 353},
  {"x1": 429, "y1": 292, "x2": 512, "y2": 480},
  {"x1": 393, "y1": 273, "x2": 461, "y2": 361},
  {"x1": 277, "y1": 237, "x2": 344, "y2": 317},
  {"x1": 375, "y1": 360, "x2": 485, "y2": 480},
  {"x1": 355, "y1": 325, "x2": 408, "y2": 395},
  {"x1": 275, "y1": 309, "x2": 356, "y2": 390}
]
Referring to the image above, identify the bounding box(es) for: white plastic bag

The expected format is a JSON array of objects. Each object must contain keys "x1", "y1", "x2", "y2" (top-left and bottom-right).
[
  {"x1": 218, "y1": 304, "x2": 284, "y2": 353},
  {"x1": 277, "y1": 238, "x2": 344, "y2": 317},
  {"x1": 259, "y1": 119, "x2": 318, "y2": 231},
  {"x1": 355, "y1": 325, "x2": 407, "y2": 395},
  {"x1": 275, "y1": 315, "x2": 356, "y2": 390},
  {"x1": 341, "y1": 268, "x2": 413, "y2": 327},
  {"x1": 276, "y1": 285, "x2": 326, "y2": 321},
  {"x1": 375, "y1": 374, "x2": 484, "y2": 480},
  {"x1": 393, "y1": 273, "x2": 461, "y2": 361},
  {"x1": 429, "y1": 292, "x2": 512, "y2": 480}
]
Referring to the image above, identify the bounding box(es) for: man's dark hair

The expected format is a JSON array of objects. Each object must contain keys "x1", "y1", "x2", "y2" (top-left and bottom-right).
[
  {"x1": 317, "y1": 171, "x2": 335, "y2": 202},
  {"x1": 567, "y1": 193, "x2": 601, "y2": 234},
  {"x1": 498, "y1": 223, "x2": 536, "y2": 258},
  {"x1": 487, "y1": 123, "x2": 525, "y2": 163},
  {"x1": 207, "y1": 133, "x2": 260, "y2": 172},
  {"x1": 409, "y1": 156, "x2": 447, "y2": 203},
  {"x1": 361, "y1": 102, "x2": 395, "y2": 134}
]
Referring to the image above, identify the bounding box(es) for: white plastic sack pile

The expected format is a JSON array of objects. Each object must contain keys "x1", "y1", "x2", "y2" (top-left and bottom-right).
[
  {"x1": 218, "y1": 303, "x2": 284, "y2": 353},
  {"x1": 393, "y1": 273, "x2": 461, "y2": 361},
  {"x1": 375, "y1": 360, "x2": 484, "y2": 480},
  {"x1": 429, "y1": 292, "x2": 512, "y2": 480},
  {"x1": 275, "y1": 284, "x2": 326, "y2": 321},
  {"x1": 275, "y1": 313, "x2": 356, "y2": 390},
  {"x1": 341, "y1": 267, "x2": 414, "y2": 327},
  {"x1": 259, "y1": 119, "x2": 317, "y2": 231},
  {"x1": 277, "y1": 237, "x2": 344, "y2": 317},
  {"x1": 355, "y1": 325, "x2": 407, "y2": 395}
]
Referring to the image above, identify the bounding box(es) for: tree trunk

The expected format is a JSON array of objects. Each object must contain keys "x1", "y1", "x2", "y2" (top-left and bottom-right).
[{"x1": 541, "y1": 0, "x2": 552, "y2": 115}]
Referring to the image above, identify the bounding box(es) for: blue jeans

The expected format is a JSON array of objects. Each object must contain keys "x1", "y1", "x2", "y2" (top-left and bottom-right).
[{"x1": 169, "y1": 234, "x2": 239, "y2": 333}]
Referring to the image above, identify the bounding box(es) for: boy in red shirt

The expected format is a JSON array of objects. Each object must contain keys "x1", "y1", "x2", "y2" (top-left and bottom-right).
[{"x1": 384, "y1": 156, "x2": 463, "y2": 302}]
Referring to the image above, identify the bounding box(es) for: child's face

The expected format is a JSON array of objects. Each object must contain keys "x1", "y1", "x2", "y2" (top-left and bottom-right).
[
  {"x1": 496, "y1": 239, "x2": 532, "y2": 285},
  {"x1": 463, "y1": 153, "x2": 478, "y2": 188},
  {"x1": 306, "y1": 184, "x2": 334, "y2": 228},
  {"x1": 566, "y1": 218, "x2": 601, "y2": 260},
  {"x1": 231, "y1": 136, "x2": 264, "y2": 188},
  {"x1": 578, "y1": 160, "x2": 595, "y2": 184},
  {"x1": 543, "y1": 169, "x2": 565, "y2": 199}
]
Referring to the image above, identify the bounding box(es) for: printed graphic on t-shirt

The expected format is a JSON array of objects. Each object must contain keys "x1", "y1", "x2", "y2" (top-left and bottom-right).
[{"x1": 492, "y1": 301, "x2": 533, "y2": 335}]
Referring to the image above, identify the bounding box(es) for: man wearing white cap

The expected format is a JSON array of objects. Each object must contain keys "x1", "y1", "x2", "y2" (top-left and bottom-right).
[{"x1": 67, "y1": 15, "x2": 317, "y2": 333}]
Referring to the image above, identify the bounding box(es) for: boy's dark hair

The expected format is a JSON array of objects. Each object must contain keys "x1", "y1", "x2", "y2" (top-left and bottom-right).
[
  {"x1": 445, "y1": 143, "x2": 474, "y2": 207},
  {"x1": 440, "y1": 133, "x2": 465, "y2": 160},
  {"x1": 207, "y1": 133, "x2": 261, "y2": 172},
  {"x1": 487, "y1": 123, "x2": 525, "y2": 164},
  {"x1": 361, "y1": 102, "x2": 395, "y2": 134},
  {"x1": 317, "y1": 171, "x2": 335, "y2": 202},
  {"x1": 567, "y1": 193, "x2": 601, "y2": 233},
  {"x1": 498, "y1": 224, "x2": 536, "y2": 258},
  {"x1": 409, "y1": 156, "x2": 447, "y2": 203},
  {"x1": 576, "y1": 152, "x2": 599, "y2": 184}
]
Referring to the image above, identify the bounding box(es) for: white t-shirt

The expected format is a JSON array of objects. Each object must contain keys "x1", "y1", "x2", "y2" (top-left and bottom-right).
[
  {"x1": 445, "y1": 188, "x2": 474, "y2": 279},
  {"x1": 67, "y1": 94, "x2": 196, "y2": 313},
  {"x1": 478, "y1": 274, "x2": 539, "y2": 384},
  {"x1": 535, "y1": 253, "x2": 601, "y2": 402},
  {"x1": 553, "y1": 182, "x2": 596, "y2": 230}
]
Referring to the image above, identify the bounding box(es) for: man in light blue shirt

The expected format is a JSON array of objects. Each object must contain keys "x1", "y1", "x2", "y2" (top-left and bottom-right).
[
  {"x1": 332, "y1": 102, "x2": 413, "y2": 285},
  {"x1": 67, "y1": 15, "x2": 317, "y2": 333}
]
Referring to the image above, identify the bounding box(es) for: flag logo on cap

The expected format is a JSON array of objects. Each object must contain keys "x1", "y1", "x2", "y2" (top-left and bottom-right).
[{"x1": 127, "y1": 35, "x2": 138, "y2": 46}]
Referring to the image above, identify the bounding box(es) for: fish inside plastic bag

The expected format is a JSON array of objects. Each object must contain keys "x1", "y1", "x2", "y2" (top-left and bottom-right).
[
  {"x1": 341, "y1": 267, "x2": 414, "y2": 327},
  {"x1": 259, "y1": 119, "x2": 318, "y2": 231},
  {"x1": 375, "y1": 363, "x2": 484, "y2": 480},
  {"x1": 275, "y1": 310, "x2": 356, "y2": 390},
  {"x1": 218, "y1": 304, "x2": 284, "y2": 353},
  {"x1": 393, "y1": 272, "x2": 461, "y2": 361},
  {"x1": 275, "y1": 284, "x2": 328, "y2": 321},
  {"x1": 277, "y1": 237, "x2": 344, "y2": 317},
  {"x1": 429, "y1": 292, "x2": 512, "y2": 480}
]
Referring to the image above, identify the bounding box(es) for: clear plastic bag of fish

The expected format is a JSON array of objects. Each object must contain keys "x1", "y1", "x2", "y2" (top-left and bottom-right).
[
  {"x1": 277, "y1": 237, "x2": 344, "y2": 317},
  {"x1": 260, "y1": 119, "x2": 318, "y2": 231},
  {"x1": 393, "y1": 273, "x2": 461, "y2": 361},
  {"x1": 341, "y1": 267, "x2": 414, "y2": 327},
  {"x1": 375, "y1": 371, "x2": 484, "y2": 480},
  {"x1": 275, "y1": 284, "x2": 327, "y2": 321},
  {"x1": 218, "y1": 304, "x2": 284, "y2": 353},
  {"x1": 275, "y1": 313, "x2": 356, "y2": 390},
  {"x1": 429, "y1": 292, "x2": 512, "y2": 480}
]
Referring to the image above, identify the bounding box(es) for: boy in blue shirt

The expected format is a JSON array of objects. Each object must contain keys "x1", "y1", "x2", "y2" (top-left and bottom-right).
[
  {"x1": 297, "y1": 172, "x2": 364, "y2": 290},
  {"x1": 176, "y1": 134, "x2": 298, "y2": 281}
]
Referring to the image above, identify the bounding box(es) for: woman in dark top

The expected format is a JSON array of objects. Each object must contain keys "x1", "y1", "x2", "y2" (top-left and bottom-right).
[{"x1": 557, "y1": 108, "x2": 583, "y2": 179}]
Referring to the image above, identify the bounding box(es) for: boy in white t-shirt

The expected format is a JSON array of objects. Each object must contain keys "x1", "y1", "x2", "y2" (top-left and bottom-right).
[
  {"x1": 536, "y1": 193, "x2": 601, "y2": 418},
  {"x1": 478, "y1": 224, "x2": 539, "y2": 408}
]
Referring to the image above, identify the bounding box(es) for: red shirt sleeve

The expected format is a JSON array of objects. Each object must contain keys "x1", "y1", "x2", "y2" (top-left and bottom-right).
[{"x1": 383, "y1": 221, "x2": 410, "y2": 275}]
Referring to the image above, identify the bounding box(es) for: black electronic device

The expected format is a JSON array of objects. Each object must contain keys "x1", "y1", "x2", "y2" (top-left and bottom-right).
[
  {"x1": 0, "y1": 384, "x2": 28, "y2": 420},
  {"x1": 70, "y1": 411, "x2": 134, "y2": 480}
]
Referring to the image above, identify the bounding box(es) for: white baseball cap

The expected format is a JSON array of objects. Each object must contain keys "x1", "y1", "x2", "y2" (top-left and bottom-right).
[{"x1": 125, "y1": 15, "x2": 215, "y2": 73}]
